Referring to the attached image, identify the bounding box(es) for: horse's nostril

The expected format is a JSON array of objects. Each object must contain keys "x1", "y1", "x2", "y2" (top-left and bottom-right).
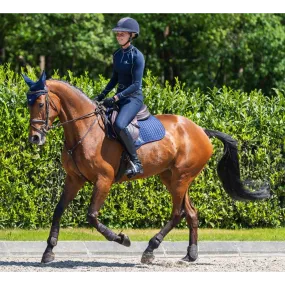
[{"x1": 30, "y1": 135, "x2": 40, "y2": 144}]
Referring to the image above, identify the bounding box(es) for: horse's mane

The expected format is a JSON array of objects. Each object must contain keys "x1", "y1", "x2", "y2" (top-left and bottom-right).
[{"x1": 49, "y1": 79, "x2": 93, "y2": 104}]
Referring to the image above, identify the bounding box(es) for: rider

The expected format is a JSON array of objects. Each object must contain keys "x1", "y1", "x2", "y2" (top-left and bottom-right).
[{"x1": 95, "y1": 17, "x2": 145, "y2": 178}]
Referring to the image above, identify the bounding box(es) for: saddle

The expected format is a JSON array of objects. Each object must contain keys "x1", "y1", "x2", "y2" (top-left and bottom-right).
[
  {"x1": 106, "y1": 104, "x2": 151, "y2": 140},
  {"x1": 101, "y1": 104, "x2": 165, "y2": 182}
]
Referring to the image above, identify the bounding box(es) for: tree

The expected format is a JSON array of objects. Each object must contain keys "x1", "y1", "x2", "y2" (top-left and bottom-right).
[
  {"x1": 1, "y1": 13, "x2": 285, "y2": 95},
  {"x1": 2, "y1": 14, "x2": 116, "y2": 78}
]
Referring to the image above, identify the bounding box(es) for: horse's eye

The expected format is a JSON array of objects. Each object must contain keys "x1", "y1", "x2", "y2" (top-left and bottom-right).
[{"x1": 39, "y1": 103, "x2": 44, "y2": 108}]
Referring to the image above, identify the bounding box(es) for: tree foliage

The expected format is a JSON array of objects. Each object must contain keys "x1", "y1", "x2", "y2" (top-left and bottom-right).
[{"x1": 1, "y1": 13, "x2": 285, "y2": 95}]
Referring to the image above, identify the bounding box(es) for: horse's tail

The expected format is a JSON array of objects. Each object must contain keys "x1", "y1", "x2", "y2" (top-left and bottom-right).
[{"x1": 204, "y1": 129, "x2": 271, "y2": 201}]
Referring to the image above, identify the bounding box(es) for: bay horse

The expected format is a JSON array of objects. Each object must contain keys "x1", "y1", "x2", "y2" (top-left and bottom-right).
[{"x1": 23, "y1": 72, "x2": 270, "y2": 264}]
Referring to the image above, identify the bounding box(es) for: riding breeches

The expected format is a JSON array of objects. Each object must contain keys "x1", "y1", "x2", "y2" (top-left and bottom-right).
[{"x1": 113, "y1": 95, "x2": 143, "y2": 134}]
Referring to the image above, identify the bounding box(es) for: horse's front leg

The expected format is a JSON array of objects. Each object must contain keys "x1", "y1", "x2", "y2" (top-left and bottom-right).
[
  {"x1": 87, "y1": 178, "x2": 131, "y2": 247},
  {"x1": 41, "y1": 174, "x2": 85, "y2": 264}
]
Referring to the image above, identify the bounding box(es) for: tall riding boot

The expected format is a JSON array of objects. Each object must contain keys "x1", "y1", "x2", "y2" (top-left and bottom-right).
[{"x1": 118, "y1": 127, "x2": 144, "y2": 178}]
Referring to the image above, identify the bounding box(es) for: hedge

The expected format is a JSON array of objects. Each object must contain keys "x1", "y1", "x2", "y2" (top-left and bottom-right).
[{"x1": 0, "y1": 64, "x2": 284, "y2": 229}]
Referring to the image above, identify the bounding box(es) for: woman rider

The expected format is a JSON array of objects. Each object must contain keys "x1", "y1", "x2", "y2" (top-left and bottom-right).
[{"x1": 95, "y1": 17, "x2": 145, "y2": 178}]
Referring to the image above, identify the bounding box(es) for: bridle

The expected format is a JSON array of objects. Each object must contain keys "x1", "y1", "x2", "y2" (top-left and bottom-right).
[
  {"x1": 28, "y1": 88, "x2": 106, "y2": 183},
  {"x1": 28, "y1": 88, "x2": 105, "y2": 136},
  {"x1": 28, "y1": 88, "x2": 51, "y2": 136}
]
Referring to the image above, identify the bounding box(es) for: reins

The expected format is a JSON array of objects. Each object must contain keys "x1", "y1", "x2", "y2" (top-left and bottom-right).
[{"x1": 28, "y1": 88, "x2": 106, "y2": 183}]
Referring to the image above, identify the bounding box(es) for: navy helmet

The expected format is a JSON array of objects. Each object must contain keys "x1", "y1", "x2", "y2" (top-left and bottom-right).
[{"x1": 112, "y1": 17, "x2": 140, "y2": 38}]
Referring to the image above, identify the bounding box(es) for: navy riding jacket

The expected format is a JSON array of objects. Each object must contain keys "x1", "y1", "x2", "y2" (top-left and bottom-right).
[{"x1": 101, "y1": 44, "x2": 145, "y2": 101}]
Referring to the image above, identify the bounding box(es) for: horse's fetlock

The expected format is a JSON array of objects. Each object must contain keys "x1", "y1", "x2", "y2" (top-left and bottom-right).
[
  {"x1": 47, "y1": 236, "x2": 57, "y2": 247},
  {"x1": 149, "y1": 236, "x2": 161, "y2": 249},
  {"x1": 87, "y1": 212, "x2": 98, "y2": 226}
]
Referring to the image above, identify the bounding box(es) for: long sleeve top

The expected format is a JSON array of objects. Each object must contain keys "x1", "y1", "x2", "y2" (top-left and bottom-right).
[{"x1": 101, "y1": 44, "x2": 145, "y2": 101}]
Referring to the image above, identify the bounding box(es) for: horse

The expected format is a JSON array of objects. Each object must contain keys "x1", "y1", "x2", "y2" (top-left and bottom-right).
[{"x1": 23, "y1": 71, "x2": 270, "y2": 264}]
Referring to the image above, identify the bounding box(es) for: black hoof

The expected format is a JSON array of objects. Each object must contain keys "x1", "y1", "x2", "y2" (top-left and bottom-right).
[
  {"x1": 141, "y1": 251, "x2": 155, "y2": 264},
  {"x1": 41, "y1": 251, "x2": 55, "y2": 264},
  {"x1": 118, "y1": 233, "x2": 131, "y2": 247},
  {"x1": 182, "y1": 245, "x2": 198, "y2": 262}
]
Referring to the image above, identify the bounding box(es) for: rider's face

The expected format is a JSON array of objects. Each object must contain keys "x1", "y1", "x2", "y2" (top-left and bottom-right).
[{"x1": 115, "y1": 32, "x2": 130, "y2": 45}]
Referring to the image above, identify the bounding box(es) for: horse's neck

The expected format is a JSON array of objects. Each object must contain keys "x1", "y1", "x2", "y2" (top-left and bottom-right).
[
  {"x1": 48, "y1": 81, "x2": 93, "y2": 117},
  {"x1": 48, "y1": 80, "x2": 98, "y2": 145}
]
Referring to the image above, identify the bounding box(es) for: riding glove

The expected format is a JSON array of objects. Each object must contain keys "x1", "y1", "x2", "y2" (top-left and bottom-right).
[
  {"x1": 103, "y1": 97, "x2": 116, "y2": 108},
  {"x1": 94, "y1": 94, "x2": 105, "y2": 102}
]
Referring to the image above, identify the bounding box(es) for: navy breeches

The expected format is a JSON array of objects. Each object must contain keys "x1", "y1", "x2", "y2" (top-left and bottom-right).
[{"x1": 114, "y1": 96, "x2": 143, "y2": 134}]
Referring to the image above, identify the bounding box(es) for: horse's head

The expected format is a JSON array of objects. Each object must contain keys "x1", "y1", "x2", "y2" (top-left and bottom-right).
[{"x1": 23, "y1": 71, "x2": 60, "y2": 145}]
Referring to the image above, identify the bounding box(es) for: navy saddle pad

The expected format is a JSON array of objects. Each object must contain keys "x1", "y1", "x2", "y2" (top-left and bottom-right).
[{"x1": 134, "y1": 115, "x2": 165, "y2": 149}]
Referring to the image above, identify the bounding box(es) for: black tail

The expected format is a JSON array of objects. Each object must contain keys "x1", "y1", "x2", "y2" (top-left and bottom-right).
[{"x1": 204, "y1": 129, "x2": 271, "y2": 201}]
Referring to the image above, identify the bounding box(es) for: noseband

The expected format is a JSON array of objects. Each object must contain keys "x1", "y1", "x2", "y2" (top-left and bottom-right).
[{"x1": 28, "y1": 89, "x2": 51, "y2": 136}]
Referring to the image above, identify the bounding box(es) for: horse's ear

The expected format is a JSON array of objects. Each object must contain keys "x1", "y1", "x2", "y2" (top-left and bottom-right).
[
  {"x1": 22, "y1": 74, "x2": 36, "y2": 87},
  {"x1": 39, "y1": 70, "x2": 46, "y2": 84}
]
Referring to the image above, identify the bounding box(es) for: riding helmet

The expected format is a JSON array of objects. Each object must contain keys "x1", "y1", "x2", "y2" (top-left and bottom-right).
[{"x1": 112, "y1": 17, "x2": 140, "y2": 38}]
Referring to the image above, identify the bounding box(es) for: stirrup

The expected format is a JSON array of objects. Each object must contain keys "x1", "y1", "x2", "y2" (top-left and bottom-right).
[{"x1": 125, "y1": 160, "x2": 144, "y2": 178}]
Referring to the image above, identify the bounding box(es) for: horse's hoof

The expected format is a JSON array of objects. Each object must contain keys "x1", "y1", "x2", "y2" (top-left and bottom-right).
[
  {"x1": 181, "y1": 254, "x2": 190, "y2": 262},
  {"x1": 41, "y1": 252, "x2": 55, "y2": 264},
  {"x1": 141, "y1": 252, "x2": 155, "y2": 264},
  {"x1": 182, "y1": 245, "x2": 198, "y2": 262},
  {"x1": 118, "y1": 233, "x2": 131, "y2": 247}
]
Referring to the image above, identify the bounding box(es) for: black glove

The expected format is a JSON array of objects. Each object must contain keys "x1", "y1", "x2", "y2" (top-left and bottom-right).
[
  {"x1": 103, "y1": 97, "x2": 116, "y2": 108},
  {"x1": 94, "y1": 94, "x2": 105, "y2": 102}
]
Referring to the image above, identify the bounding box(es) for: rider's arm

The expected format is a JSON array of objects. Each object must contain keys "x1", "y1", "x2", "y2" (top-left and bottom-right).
[{"x1": 100, "y1": 68, "x2": 118, "y2": 98}]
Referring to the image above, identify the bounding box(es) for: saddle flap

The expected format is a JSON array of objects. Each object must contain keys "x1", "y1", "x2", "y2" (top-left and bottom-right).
[
  {"x1": 110, "y1": 110, "x2": 139, "y2": 140},
  {"x1": 111, "y1": 109, "x2": 118, "y2": 126},
  {"x1": 137, "y1": 104, "x2": 151, "y2": 121}
]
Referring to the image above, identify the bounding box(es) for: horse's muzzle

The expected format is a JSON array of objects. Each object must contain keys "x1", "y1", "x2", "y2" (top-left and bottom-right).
[{"x1": 29, "y1": 134, "x2": 46, "y2": 145}]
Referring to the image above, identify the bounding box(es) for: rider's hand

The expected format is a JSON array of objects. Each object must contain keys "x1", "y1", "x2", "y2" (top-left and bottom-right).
[
  {"x1": 103, "y1": 97, "x2": 116, "y2": 108},
  {"x1": 94, "y1": 94, "x2": 105, "y2": 102}
]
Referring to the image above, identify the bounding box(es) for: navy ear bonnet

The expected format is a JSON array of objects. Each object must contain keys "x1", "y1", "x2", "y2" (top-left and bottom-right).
[{"x1": 22, "y1": 71, "x2": 48, "y2": 106}]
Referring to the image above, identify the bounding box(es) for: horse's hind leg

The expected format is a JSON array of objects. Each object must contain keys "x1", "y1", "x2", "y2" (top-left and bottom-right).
[
  {"x1": 181, "y1": 191, "x2": 199, "y2": 262},
  {"x1": 141, "y1": 170, "x2": 189, "y2": 264},
  {"x1": 41, "y1": 174, "x2": 85, "y2": 264},
  {"x1": 87, "y1": 178, "x2": 131, "y2": 247}
]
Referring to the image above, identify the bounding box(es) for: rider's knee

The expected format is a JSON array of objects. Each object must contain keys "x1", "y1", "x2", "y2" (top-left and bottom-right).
[{"x1": 114, "y1": 121, "x2": 124, "y2": 134}]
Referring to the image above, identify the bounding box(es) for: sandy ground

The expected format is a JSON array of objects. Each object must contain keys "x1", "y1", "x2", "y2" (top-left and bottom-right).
[{"x1": 0, "y1": 256, "x2": 285, "y2": 280}]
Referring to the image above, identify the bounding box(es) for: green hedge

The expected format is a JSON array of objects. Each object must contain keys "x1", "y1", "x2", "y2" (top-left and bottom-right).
[{"x1": 0, "y1": 65, "x2": 284, "y2": 229}]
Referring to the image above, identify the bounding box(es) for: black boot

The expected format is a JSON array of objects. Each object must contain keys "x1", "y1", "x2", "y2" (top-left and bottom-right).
[{"x1": 118, "y1": 128, "x2": 144, "y2": 178}]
